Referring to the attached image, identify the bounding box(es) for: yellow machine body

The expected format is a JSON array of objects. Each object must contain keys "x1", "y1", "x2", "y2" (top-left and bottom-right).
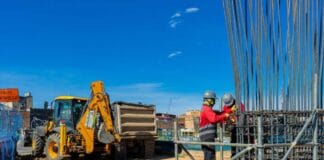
[{"x1": 32, "y1": 81, "x2": 120, "y2": 159}]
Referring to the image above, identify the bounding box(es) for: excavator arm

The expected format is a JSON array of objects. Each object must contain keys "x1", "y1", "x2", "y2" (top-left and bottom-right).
[{"x1": 76, "y1": 81, "x2": 120, "y2": 154}]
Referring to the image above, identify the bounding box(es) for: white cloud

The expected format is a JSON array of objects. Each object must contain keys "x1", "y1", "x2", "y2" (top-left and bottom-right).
[
  {"x1": 185, "y1": 7, "x2": 200, "y2": 13},
  {"x1": 169, "y1": 12, "x2": 182, "y2": 28},
  {"x1": 168, "y1": 51, "x2": 182, "y2": 58},
  {"x1": 168, "y1": 7, "x2": 199, "y2": 28},
  {"x1": 169, "y1": 20, "x2": 181, "y2": 28},
  {"x1": 171, "y1": 12, "x2": 181, "y2": 19}
]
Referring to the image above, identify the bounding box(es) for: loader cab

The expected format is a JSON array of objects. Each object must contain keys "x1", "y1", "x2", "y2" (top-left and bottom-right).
[{"x1": 53, "y1": 96, "x2": 87, "y2": 128}]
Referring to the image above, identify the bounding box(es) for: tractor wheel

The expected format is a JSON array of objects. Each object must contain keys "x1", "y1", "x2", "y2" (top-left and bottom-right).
[
  {"x1": 32, "y1": 134, "x2": 44, "y2": 157},
  {"x1": 45, "y1": 133, "x2": 63, "y2": 160}
]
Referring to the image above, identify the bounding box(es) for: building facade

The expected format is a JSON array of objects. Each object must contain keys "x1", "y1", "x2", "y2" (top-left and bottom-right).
[
  {"x1": 0, "y1": 92, "x2": 33, "y2": 111},
  {"x1": 0, "y1": 92, "x2": 33, "y2": 128}
]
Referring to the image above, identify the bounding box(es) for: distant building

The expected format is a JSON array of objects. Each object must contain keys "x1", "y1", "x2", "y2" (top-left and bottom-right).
[
  {"x1": 177, "y1": 115, "x2": 185, "y2": 128},
  {"x1": 179, "y1": 110, "x2": 200, "y2": 130},
  {"x1": 0, "y1": 92, "x2": 33, "y2": 111},
  {"x1": 156, "y1": 113, "x2": 176, "y2": 141},
  {"x1": 156, "y1": 113, "x2": 176, "y2": 130},
  {"x1": 0, "y1": 92, "x2": 33, "y2": 128},
  {"x1": 178, "y1": 110, "x2": 200, "y2": 137}
]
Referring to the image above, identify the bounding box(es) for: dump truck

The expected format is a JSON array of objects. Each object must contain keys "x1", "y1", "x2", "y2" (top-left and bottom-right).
[
  {"x1": 29, "y1": 81, "x2": 156, "y2": 160},
  {"x1": 112, "y1": 102, "x2": 157, "y2": 159}
]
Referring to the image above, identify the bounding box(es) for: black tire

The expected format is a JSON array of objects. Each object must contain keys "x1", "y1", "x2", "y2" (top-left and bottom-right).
[
  {"x1": 144, "y1": 139, "x2": 155, "y2": 158},
  {"x1": 114, "y1": 142, "x2": 127, "y2": 160},
  {"x1": 32, "y1": 134, "x2": 45, "y2": 157},
  {"x1": 45, "y1": 133, "x2": 63, "y2": 160}
]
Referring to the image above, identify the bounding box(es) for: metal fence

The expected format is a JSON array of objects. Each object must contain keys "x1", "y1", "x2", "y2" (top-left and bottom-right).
[{"x1": 173, "y1": 109, "x2": 324, "y2": 160}]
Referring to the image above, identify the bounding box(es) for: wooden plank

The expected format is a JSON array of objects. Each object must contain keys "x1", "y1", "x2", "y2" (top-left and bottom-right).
[
  {"x1": 121, "y1": 114, "x2": 155, "y2": 118},
  {"x1": 122, "y1": 117, "x2": 155, "y2": 123},
  {"x1": 121, "y1": 131, "x2": 157, "y2": 136},
  {"x1": 0, "y1": 88, "x2": 19, "y2": 102},
  {"x1": 121, "y1": 122, "x2": 155, "y2": 127},
  {"x1": 120, "y1": 109, "x2": 153, "y2": 115},
  {"x1": 120, "y1": 106, "x2": 154, "y2": 111},
  {"x1": 121, "y1": 135, "x2": 157, "y2": 139}
]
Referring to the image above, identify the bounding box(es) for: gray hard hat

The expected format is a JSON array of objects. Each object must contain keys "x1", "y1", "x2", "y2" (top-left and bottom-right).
[
  {"x1": 222, "y1": 93, "x2": 234, "y2": 106},
  {"x1": 203, "y1": 91, "x2": 216, "y2": 99}
]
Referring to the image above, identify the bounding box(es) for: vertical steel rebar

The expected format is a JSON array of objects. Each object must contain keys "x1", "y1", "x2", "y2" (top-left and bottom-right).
[
  {"x1": 174, "y1": 120, "x2": 178, "y2": 160},
  {"x1": 257, "y1": 116, "x2": 263, "y2": 160},
  {"x1": 270, "y1": 114, "x2": 274, "y2": 160},
  {"x1": 219, "y1": 123, "x2": 224, "y2": 160},
  {"x1": 313, "y1": 74, "x2": 318, "y2": 160},
  {"x1": 222, "y1": 0, "x2": 324, "y2": 159}
]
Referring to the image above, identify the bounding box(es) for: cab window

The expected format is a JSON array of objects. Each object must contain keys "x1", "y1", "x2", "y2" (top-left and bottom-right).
[
  {"x1": 72, "y1": 99, "x2": 86, "y2": 124},
  {"x1": 54, "y1": 100, "x2": 72, "y2": 127}
]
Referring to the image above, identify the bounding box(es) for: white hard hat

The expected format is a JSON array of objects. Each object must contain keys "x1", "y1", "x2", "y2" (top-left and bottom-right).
[
  {"x1": 203, "y1": 91, "x2": 216, "y2": 99},
  {"x1": 222, "y1": 93, "x2": 234, "y2": 106}
]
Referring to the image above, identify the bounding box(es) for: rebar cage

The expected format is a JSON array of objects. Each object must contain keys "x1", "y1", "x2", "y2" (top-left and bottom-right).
[{"x1": 234, "y1": 111, "x2": 324, "y2": 159}]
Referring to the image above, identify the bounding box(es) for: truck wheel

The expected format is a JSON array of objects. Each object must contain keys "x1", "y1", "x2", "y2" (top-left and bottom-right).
[
  {"x1": 32, "y1": 134, "x2": 44, "y2": 157},
  {"x1": 114, "y1": 142, "x2": 127, "y2": 160},
  {"x1": 45, "y1": 133, "x2": 62, "y2": 160},
  {"x1": 144, "y1": 139, "x2": 155, "y2": 158}
]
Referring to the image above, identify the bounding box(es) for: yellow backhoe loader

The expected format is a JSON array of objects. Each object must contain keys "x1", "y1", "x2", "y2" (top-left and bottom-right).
[{"x1": 31, "y1": 81, "x2": 121, "y2": 160}]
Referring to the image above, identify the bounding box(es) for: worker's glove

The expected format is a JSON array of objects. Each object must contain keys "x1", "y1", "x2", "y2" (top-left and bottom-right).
[
  {"x1": 231, "y1": 105, "x2": 237, "y2": 113},
  {"x1": 224, "y1": 113, "x2": 230, "y2": 119},
  {"x1": 229, "y1": 115, "x2": 236, "y2": 123},
  {"x1": 226, "y1": 115, "x2": 236, "y2": 124}
]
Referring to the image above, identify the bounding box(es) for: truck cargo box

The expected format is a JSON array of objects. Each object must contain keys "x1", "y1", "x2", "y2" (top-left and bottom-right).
[
  {"x1": 112, "y1": 101, "x2": 157, "y2": 159},
  {"x1": 112, "y1": 101, "x2": 157, "y2": 139}
]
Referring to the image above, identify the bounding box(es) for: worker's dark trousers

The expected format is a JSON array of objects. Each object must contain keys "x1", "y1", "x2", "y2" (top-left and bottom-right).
[
  {"x1": 231, "y1": 127, "x2": 237, "y2": 157},
  {"x1": 201, "y1": 139, "x2": 215, "y2": 160},
  {"x1": 230, "y1": 126, "x2": 251, "y2": 157}
]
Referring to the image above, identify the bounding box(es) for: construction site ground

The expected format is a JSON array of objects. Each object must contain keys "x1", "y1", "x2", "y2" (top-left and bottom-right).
[{"x1": 17, "y1": 146, "x2": 231, "y2": 160}]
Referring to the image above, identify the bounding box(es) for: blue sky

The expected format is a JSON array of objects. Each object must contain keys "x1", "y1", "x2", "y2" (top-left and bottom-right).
[{"x1": 0, "y1": 0, "x2": 234, "y2": 114}]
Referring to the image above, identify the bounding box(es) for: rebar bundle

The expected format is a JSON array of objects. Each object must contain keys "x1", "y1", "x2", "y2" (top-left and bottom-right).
[
  {"x1": 223, "y1": 0, "x2": 323, "y2": 111},
  {"x1": 222, "y1": 0, "x2": 324, "y2": 159}
]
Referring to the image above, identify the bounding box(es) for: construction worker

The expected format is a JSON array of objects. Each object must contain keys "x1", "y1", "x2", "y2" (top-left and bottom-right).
[
  {"x1": 221, "y1": 93, "x2": 245, "y2": 157},
  {"x1": 199, "y1": 91, "x2": 230, "y2": 160}
]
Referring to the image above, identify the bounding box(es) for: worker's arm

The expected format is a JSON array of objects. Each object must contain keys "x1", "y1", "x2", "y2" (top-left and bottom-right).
[
  {"x1": 223, "y1": 106, "x2": 232, "y2": 114},
  {"x1": 205, "y1": 108, "x2": 229, "y2": 123},
  {"x1": 215, "y1": 106, "x2": 231, "y2": 114}
]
